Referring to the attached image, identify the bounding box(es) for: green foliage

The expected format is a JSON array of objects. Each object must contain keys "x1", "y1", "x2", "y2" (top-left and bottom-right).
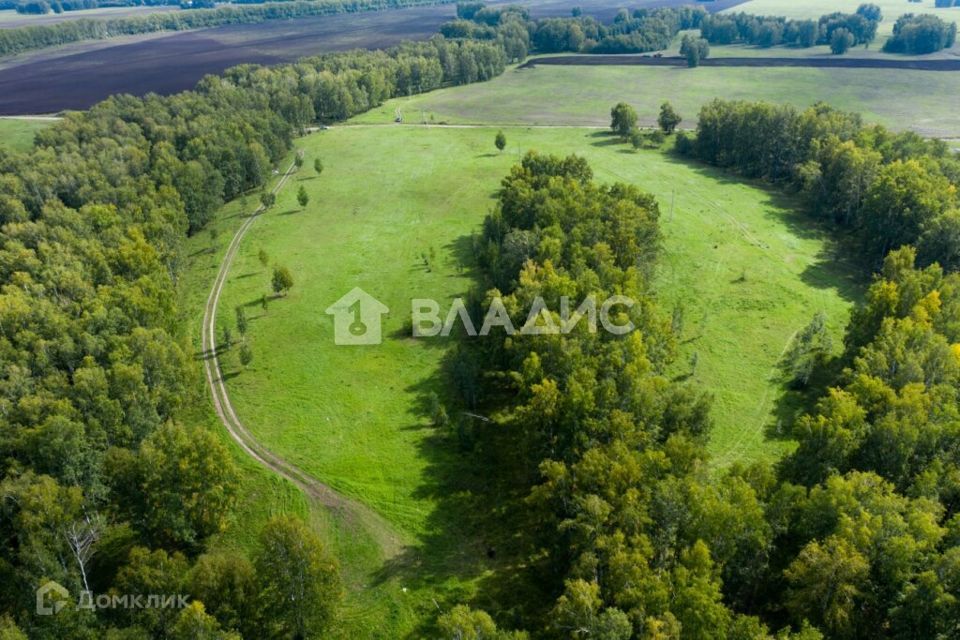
[
  {"x1": 609, "y1": 102, "x2": 638, "y2": 138},
  {"x1": 271, "y1": 266, "x2": 293, "y2": 296},
  {"x1": 783, "y1": 311, "x2": 833, "y2": 387},
  {"x1": 830, "y1": 27, "x2": 854, "y2": 54},
  {"x1": 296, "y1": 184, "x2": 309, "y2": 208},
  {"x1": 113, "y1": 423, "x2": 239, "y2": 550},
  {"x1": 259, "y1": 191, "x2": 276, "y2": 210},
  {"x1": 239, "y1": 343, "x2": 253, "y2": 368},
  {"x1": 680, "y1": 33, "x2": 709, "y2": 67},
  {"x1": 657, "y1": 101, "x2": 682, "y2": 134},
  {"x1": 235, "y1": 305, "x2": 247, "y2": 336},
  {"x1": 883, "y1": 13, "x2": 958, "y2": 54},
  {"x1": 495, "y1": 130, "x2": 506, "y2": 151},
  {"x1": 313, "y1": 157, "x2": 323, "y2": 176},
  {"x1": 254, "y1": 516, "x2": 340, "y2": 640}
]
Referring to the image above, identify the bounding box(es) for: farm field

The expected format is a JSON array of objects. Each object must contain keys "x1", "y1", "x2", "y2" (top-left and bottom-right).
[
  {"x1": 356, "y1": 63, "x2": 960, "y2": 138},
  {"x1": 0, "y1": 0, "x2": 746, "y2": 115},
  {"x1": 0, "y1": 116, "x2": 51, "y2": 151}
]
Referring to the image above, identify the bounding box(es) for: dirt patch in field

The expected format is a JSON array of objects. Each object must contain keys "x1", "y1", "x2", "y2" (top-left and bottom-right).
[{"x1": 521, "y1": 54, "x2": 960, "y2": 71}]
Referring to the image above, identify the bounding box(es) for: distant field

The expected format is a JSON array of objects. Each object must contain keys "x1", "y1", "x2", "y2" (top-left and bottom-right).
[
  {"x1": 0, "y1": 0, "x2": 744, "y2": 114},
  {"x1": 0, "y1": 5, "x2": 180, "y2": 28},
  {"x1": 727, "y1": 0, "x2": 960, "y2": 37},
  {"x1": 355, "y1": 63, "x2": 960, "y2": 138},
  {"x1": 0, "y1": 117, "x2": 50, "y2": 151}
]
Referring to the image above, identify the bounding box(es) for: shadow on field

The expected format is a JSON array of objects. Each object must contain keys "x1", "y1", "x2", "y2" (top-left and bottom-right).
[
  {"x1": 659, "y1": 151, "x2": 868, "y2": 307},
  {"x1": 371, "y1": 232, "x2": 551, "y2": 637}
]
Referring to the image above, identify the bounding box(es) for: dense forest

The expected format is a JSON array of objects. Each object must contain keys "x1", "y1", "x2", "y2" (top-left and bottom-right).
[
  {"x1": 0, "y1": 0, "x2": 459, "y2": 57},
  {"x1": 0, "y1": 31, "x2": 503, "y2": 638}
]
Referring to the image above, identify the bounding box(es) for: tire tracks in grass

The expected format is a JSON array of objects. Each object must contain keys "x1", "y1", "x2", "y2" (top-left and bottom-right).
[{"x1": 201, "y1": 159, "x2": 404, "y2": 559}]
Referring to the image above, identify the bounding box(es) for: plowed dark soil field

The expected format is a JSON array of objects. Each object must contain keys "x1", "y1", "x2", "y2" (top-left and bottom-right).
[{"x1": 0, "y1": 0, "x2": 748, "y2": 114}]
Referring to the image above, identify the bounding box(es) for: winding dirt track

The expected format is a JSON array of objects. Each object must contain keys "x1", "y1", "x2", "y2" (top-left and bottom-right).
[
  {"x1": 520, "y1": 54, "x2": 960, "y2": 71},
  {"x1": 200, "y1": 160, "x2": 403, "y2": 557}
]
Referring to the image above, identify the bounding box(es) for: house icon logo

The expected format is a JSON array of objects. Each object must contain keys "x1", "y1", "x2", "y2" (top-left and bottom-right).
[
  {"x1": 324, "y1": 287, "x2": 389, "y2": 345},
  {"x1": 36, "y1": 581, "x2": 70, "y2": 615}
]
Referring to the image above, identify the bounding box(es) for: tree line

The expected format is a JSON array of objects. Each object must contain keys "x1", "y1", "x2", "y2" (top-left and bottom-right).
[
  {"x1": 700, "y1": 4, "x2": 881, "y2": 51},
  {"x1": 441, "y1": 4, "x2": 706, "y2": 57},
  {"x1": 0, "y1": 27, "x2": 505, "y2": 638},
  {"x1": 0, "y1": 0, "x2": 458, "y2": 57}
]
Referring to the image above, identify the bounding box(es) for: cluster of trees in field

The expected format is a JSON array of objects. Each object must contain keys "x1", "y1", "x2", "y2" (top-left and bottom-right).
[
  {"x1": 0, "y1": 25, "x2": 505, "y2": 637},
  {"x1": 700, "y1": 4, "x2": 881, "y2": 51},
  {"x1": 434, "y1": 132, "x2": 960, "y2": 639},
  {"x1": 680, "y1": 99, "x2": 960, "y2": 269},
  {"x1": 0, "y1": 0, "x2": 458, "y2": 57},
  {"x1": 609, "y1": 100, "x2": 682, "y2": 149},
  {"x1": 883, "y1": 12, "x2": 958, "y2": 54},
  {"x1": 441, "y1": 3, "x2": 706, "y2": 58}
]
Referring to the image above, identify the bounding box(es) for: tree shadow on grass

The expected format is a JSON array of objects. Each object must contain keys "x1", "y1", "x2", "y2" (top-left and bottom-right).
[
  {"x1": 367, "y1": 233, "x2": 551, "y2": 637},
  {"x1": 658, "y1": 153, "x2": 869, "y2": 306}
]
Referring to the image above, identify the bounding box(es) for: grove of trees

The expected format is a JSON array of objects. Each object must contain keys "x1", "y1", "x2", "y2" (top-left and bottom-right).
[
  {"x1": 882, "y1": 13, "x2": 958, "y2": 54},
  {"x1": 700, "y1": 5, "x2": 881, "y2": 51}
]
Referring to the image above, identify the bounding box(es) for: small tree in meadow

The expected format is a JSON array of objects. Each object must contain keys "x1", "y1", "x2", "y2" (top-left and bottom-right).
[
  {"x1": 297, "y1": 185, "x2": 309, "y2": 208},
  {"x1": 258, "y1": 249, "x2": 269, "y2": 268},
  {"x1": 239, "y1": 343, "x2": 253, "y2": 368},
  {"x1": 294, "y1": 151, "x2": 305, "y2": 170},
  {"x1": 495, "y1": 131, "x2": 507, "y2": 152},
  {"x1": 658, "y1": 102, "x2": 682, "y2": 135},
  {"x1": 235, "y1": 305, "x2": 248, "y2": 337},
  {"x1": 610, "y1": 102, "x2": 638, "y2": 138},
  {"x1": 314, "y1": 158, "x2": 324, "y2": 176},
  {"x1": 272, "y1": 267, "x2": 294, "y2": 296},
  {"x1": 260, "y1": 192, "x2": 276, "y2": 209}
]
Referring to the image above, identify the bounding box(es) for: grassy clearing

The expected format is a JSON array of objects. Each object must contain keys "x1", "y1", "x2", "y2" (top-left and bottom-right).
[
  {"x1": 209, "y1": 123, "x2": 857, "y2": 536},
  {"x1": 353, "y1": 64, "x2": 960, "y2": 138},
  {"x1": 177, "y1": 164, "x2": 435, "y2": 639},
  {"x1": 0, "y1": 117, "x2": 50, "y2": 151}
]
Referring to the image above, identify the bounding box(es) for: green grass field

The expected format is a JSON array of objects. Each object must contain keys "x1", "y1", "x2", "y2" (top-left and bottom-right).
[
  {"x1": 186, "y1": 124, "x2": 859, "y2": 635},
  {"x1": 353, "y1": 64, "x2": 960, "y2": 138},
  {"x1": 0, "y1": 117, "x2": 51, "y2": 152}
]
